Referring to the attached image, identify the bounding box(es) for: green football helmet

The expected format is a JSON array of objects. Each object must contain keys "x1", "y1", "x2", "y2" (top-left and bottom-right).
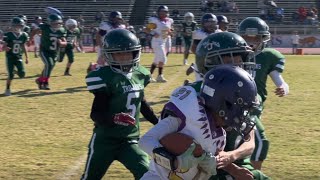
[
  {"x1": 11, "y1": 17, "x2": 25, "y2": 33},
  {"x1": 196, "y1": 32, "x2": 255, "y2": 77},
  {"x1": 17, "y1": 15, "x2": 27, "y2": 22},
  {"x1": 237, "y1": 17, "x2": 270, "y2": 55},
  {"x1": 47, "y1": 14, "x2": 63, "y2": 30},
  {"x1": 103, "y1": 29, "x2": 141, "y2": 73}
]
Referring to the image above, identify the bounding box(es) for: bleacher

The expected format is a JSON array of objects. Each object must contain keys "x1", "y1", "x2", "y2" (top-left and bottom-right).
[
  {"x1": 0, "y1": 0, "x2": 135, "y2": 32},
  {"x1": 146, "y1": 0, "x2": 318, "y2": 34}
]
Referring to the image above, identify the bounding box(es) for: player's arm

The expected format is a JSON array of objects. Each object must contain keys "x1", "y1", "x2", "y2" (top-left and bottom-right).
[
  {"x1": 191, "y1": 39, "x2": 201, "y2": 53},
  {"x1": 223, "y1": 163, "x2": 254, "y2": 180},
  {"x1": 141, "y1": 97, "x2": 158, "y2": 125},
  {"x1": 58, "y1": 37, "x2": 67, "y2": 47},
  {"x1": 217, "y1": 129, "x2": 255, "y2": 169},
  {"x1": 269, "y1": 70, "x2": 289, "y2": 97},
  {"x1": 139, "y1": 116, "x2": 181, "y2": 156},
  {"x1": 22, "y1": 43, "x2": 29, "y2": 64},
  {"x1": 2, "y1": 42, "x2": 10, "y2": 52}
]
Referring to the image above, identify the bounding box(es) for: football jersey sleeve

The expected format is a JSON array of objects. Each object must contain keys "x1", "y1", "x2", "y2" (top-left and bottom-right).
[
  {"x1": 22, "y1": 32, "x2": 29, "y2": 43},
  {"x1": 269, "y1": 48, "x2": 285, "y2": 73},
  {"x1": 3, "y1": 32, "x2": 9, "y2": 43},
  {"x1": 85, "y1": 68, "x2": 108, "y2": 93}
]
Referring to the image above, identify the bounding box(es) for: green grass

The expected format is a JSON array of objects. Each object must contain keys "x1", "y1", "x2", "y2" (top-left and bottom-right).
[{"x1": 0, "y1": 52, "x2": 319, "y2": 179}]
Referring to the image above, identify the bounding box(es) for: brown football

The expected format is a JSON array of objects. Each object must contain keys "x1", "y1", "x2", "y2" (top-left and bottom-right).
[{"x1": 160, "y1": 132, "x2": 204, "y2": 157}]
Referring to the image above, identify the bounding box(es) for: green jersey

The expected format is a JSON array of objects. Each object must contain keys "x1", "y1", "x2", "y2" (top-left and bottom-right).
[
  {"x1": 3, "y1": 32, "x2": 29, "y2": 58},
  {"x1": 39, "y1": 24, "x2": 66, "y2": 54},
  {"x1": 181, "y1": 21, "x2": 197, "y2": 38},
  {"x1": 255, "y1": 48, "x2": 285, "y2": 102},
  {"x1": 65, "y1": 28, "x2": 80, "y2": 49},
  {"x1": 86, "y1": 65, "x2": 151, "y2": 138}
]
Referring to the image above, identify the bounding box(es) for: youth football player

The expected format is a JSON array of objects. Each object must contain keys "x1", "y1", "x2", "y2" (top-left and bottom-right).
[
  {"x1": 82, "y1": 29, "x2": 158, "y2": 180},
  {"x1": 3, "y1": 17, "x2": 29, "y2": 96}
]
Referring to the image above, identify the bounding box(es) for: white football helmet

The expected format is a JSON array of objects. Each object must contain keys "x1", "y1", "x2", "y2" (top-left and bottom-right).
[
  {"x1": 65, "y1": 19, "x2": 78, "y2": 30},
  {"x1": 184, "y1": 12, "x2": 194, "y2": 23}
]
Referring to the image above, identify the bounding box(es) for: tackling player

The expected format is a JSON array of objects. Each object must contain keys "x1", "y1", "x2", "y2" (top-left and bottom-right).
[
  {"x1": 82, "y1": 29, "x2": 158, "y2": 180},
  {"x1": 139, "y1": 65, "x2": 258, "y2": 179},
  {"x1": 57, "y1": 19, "x2": 80, "y2": 76},
  {"x1": 31, "y1": 13, "x2": 67, "y2": 90},
  {"x1": 181, "y1": 12, "x2": 197, "y2": 65},
  {"x1": 193, "y1": 32, "x2": 270, "y2": 179},
  {"x1": 145, "y1": 5, "x2": 174, "y2": 82},
  {"x1": 3, "y1": 17, "x2": 29, "y2": 96},
  {"x1": 238, "y1": 17, "x2": 289, "y2": 170},
  {"x1": 186, "y1": 13, "x2": 221, "y2": 81}
]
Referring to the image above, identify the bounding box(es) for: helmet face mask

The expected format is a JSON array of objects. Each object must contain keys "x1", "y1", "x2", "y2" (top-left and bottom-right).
[
  {"x1": 48, "y1": 14, "x2": 63, "y2": 31},
  {"x1": 201, "y1": 13, "x2": 218, "y2": 33},
  {"x1": 238, "y1": 17, "x2": 271, "y2": 55},
  {"x1": 11, "y1": 17, "x2": 25, "y2": 33},
  {"x1": 200, "y1": 65, "x2": 258, "y2": 140},
  {"x1": 184, "y1": 12, "x2": 194, "y2": 24},
  {"x1": 205, "y1": 46, "x2": 256, "y2": 77},
  {"x1": 103, "y1": 29, "x2": 141, "y2": 74},
  {"x1": 157, "y1": 5, "x2": 169, "y2": 19}
]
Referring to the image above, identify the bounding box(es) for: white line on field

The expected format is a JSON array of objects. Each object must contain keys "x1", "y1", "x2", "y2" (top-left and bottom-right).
[{"x1": 57, "y1": 155, "x2": 87, "y2": 180}]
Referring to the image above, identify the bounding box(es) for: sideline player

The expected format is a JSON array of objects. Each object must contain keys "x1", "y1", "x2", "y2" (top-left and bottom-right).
[
  {"x1": 181, "y1": 12, "x2": 197, "y2": 65},
  {"x1": 145, "y1": 5, "x2": 174, "y2": 82},
  {"x1": 82, "y1": 29, "x2": 158, "y2": 180},
  {"x1": 139, "y1": 65, "x2": 258, "y2": 179},
  {"x1": 238, "y1": 17, "x2": 289, "y2": 170},
  {"x1": 57, "y1": 19, "x2": 80, "y2": 76},
  {"x1": 3, "y1": 17, "x2": 29, "y2": 96},
  {"x1": 31, "y1": 13, "x2": 67, "y2": 90}
]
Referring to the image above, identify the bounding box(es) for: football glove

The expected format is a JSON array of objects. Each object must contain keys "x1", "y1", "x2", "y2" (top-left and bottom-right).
[
  {"x1": 176, "y1": 143, "x2": 206, "y2": 170},
  {"x1": 113, "y1": 112, "x2": 136, "y2": 126},
  {"x1": 198, "y1": 152, "x2": 217, "y2": 176}
]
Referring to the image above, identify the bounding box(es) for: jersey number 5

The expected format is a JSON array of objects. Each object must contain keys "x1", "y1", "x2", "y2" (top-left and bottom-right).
[{"x1": 126, "y1": 92, "x2": 140, "y2": 117}]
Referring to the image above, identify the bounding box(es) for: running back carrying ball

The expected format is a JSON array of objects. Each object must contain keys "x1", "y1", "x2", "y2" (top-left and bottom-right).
[{"x1": 160, "y1": 133, "x2": 204, "y2": 157}]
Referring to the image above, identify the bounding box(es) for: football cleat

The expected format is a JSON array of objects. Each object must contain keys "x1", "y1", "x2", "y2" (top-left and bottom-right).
[
  {"x1": 64, "y1": 72, "x2": 72, "y2": 76},
  {"x1": 35, "y1": 78, "x2": 43, "y2": 90},
  {"x1": 184, "y1": 59, "x2": 188, "y2": 65},
  {"x1": 150, "y1": 76, "x2": 157, "y2": 83},
  {"x1": 4, "y1": 89, "x2": 11, "y2": 96},
  {"x1": 156, "y1": 75, "x2": 167, "y2": 83},
  {"x1": 43, "y1": 82, "x2": 50, "y2": 90}
]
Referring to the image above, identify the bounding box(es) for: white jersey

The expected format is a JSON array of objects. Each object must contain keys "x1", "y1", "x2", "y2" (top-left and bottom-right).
[
  {"x1": 148, "y1": 17, "x2": 174, "y2": 40},
  {"x1": 140, "y1": 86, "x2": 226, "y2": 180},
  {"x1": 192, "y1": 29, "x2": 222, "y2": 40},
  {"x1": 98, "y1": 21, "x2": 126, "y2": 33}
]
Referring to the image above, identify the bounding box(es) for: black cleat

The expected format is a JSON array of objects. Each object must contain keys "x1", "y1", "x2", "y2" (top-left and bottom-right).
[
  {"x1": 64, "y1": 72, "x2": 72, "y2": 76},
  {"x1": 35, "y1": 79, "x2": 43, "y2": 90},
  {"x1": 43, "y1": 82, "x2": 50, "y2": 90}
]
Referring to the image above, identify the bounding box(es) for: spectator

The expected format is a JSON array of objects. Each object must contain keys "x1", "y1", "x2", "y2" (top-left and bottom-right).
[
  {"x1": 95, "y1": 11, "x2": 105, "y2": 23},
  {"x1": 172, "y1": 9, "x2": 180, "y2": 20},
  {"x1": 227, "y1": 0, "x2": 239, "y2": 13},
  {"x1": 291, "y1": 11, "x2": 300, "y2": 24},
  {"x1": 275, "y1": 8, "x2": 284, "y2": 23},
  {"x1": 306, "y1": 9, "x2": 316, "y2": 25},
  {"x1": 77, "y1": 15, "x2": 85, "y2": 53},
  {"x1": 290, "y1": 31, "x2": 300, "y2": 54},
  {"x1": 260, "y1": 8, "x2": 268, "y2": 20},
  {"x1": 298, "y1": 6, "x2": 307, "y2": 23}
]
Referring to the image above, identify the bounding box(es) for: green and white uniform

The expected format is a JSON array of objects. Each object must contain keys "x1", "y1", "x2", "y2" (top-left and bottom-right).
[
  {"x1": 23, "y1": 25, "x2": 31, "y2": 35},
  {"x1": 181, "y1": 21, "x2": 197, "y2": 50},
  {"x1": 39, "y1": 23, "x2": 66, "y2": 77},
  {"x1": 58, "y1": 28, "x2": 80, "y2": 63},
  {"x1": 251, "y1": 48, "x2": 285, "y2": 162},
  {"x1": 82, "y1": 65, "x2": 151, "y2": 180},
  {"x1": 3, "y1": 32, "x2": 29, "y2": 79}
]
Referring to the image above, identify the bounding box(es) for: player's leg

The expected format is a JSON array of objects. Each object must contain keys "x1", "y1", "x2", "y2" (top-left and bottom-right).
[
  {"x1": 81, "y1": 131, "x2": 117, "y2": 180},
  {"x1": 183, "y1": 37, "x2": 191, "y2": 65},
  {"x1": 16, "y1": 59, "x2": 26, "y2": 78},
  {"x1": 117, "y1": 140, "x2": 149, "y2": 179},
  {"x1": 64, "y1": 48, "x2": 74, "y2": 76},
  {"x1": 4, "y1": 56, "x2": 14, "y2": 96},
  {"x1": 38, "y1": 51, "x2": 55, "y2": 90},
  {"x1": 152, "y1": 39, "x2": 167, "y2": 82}
]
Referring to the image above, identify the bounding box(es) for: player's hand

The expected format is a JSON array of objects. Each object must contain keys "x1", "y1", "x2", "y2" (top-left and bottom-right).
[
  {"x1": 176, "y1": 143, "x2": 206, "y2": 170},
  {"x1": 232, "y1": 166, "x2": 254, "y2": 180},
  {"x1": 113, "y1": 112, "x2": 136, "y2": 126},
  {"x1": 198, "y1": 152, "x2": 217, "y2": 175},
  {"x1": 274, "y1": 86, "x2": 285, "y2": 97},
  {"x1": 216, "y1": 151, "x2": 235, "y2": 169},
  {"x1": 5, "y1": 47, "x2": 11, "y2": 52}
]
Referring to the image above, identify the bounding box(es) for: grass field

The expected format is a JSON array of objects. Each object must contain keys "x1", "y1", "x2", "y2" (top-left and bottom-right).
[{"x1": 0, "y1": 52, "x2": 319, "y2": 180}]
